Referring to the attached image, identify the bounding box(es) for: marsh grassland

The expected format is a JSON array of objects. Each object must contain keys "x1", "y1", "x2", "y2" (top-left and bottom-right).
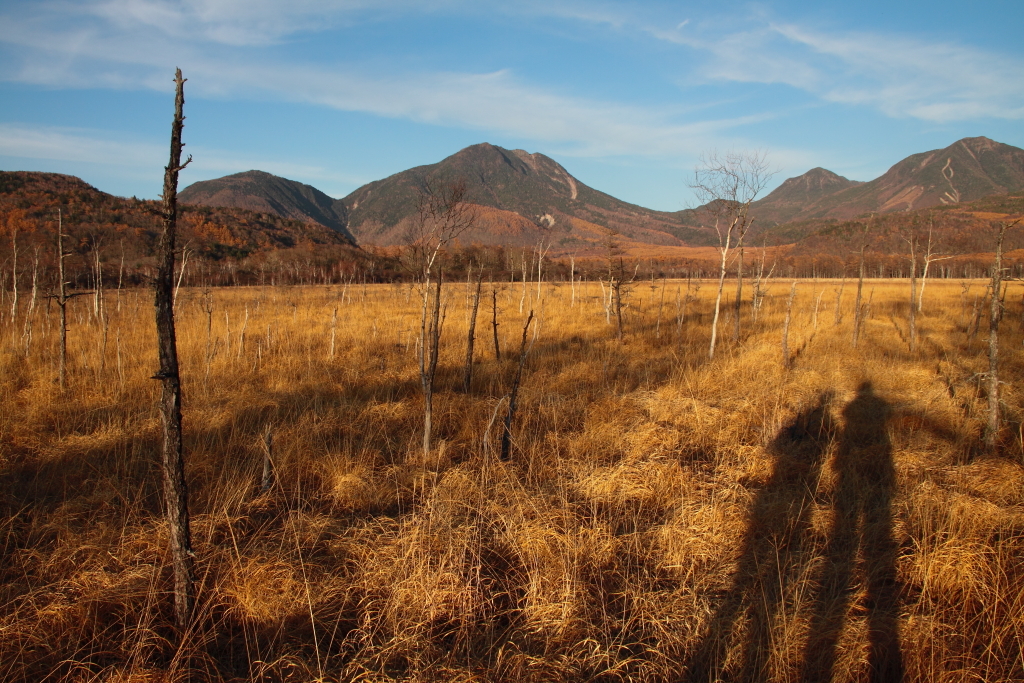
[{"x1": 1, "y1": 278, "x2": 1023, "y2": 682}]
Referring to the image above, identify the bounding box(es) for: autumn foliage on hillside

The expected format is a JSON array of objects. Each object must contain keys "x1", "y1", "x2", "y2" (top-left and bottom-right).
[
  {"x1": 3, "y1": 171, "x2": 1024, "y2": 293},
  {"x1": 0, "y1": 171, "x2": 361, "y2": 289}
]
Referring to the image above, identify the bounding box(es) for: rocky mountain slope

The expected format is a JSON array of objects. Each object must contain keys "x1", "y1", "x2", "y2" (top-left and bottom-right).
[
  {"x1": 13, "y1": 136, "x2": 1023, "y2": 266},
  {"x1": 747, "y1": 168, "x2": 863, "y2": 226},
  {"x1": 750, "y1": 137, "x2": 1024, "y2": 229},
  {"x1": 338, "y1": 143, "x2": 712, "y2": 249},
  {"x1": 179, "y1": 170, "x2": 355, "y2": 243},
  {"x1": 177, "y1": 138, "x2": 1024, "y2": 255}
]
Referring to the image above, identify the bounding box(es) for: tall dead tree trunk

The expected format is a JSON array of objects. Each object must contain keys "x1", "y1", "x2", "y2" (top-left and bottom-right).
[
  {"x1": 51, "y1": 211, "x2": 89, "y2": 390},
  {"x1": 732, "y1": 238, "x2": 745, "y2": 342},
  {"x1": 833, "y1": 279, "x2": 846, "y2": 327},
  {"x1": 9, "y1": 227, "x2": 17, "y2": 321},
  {"x1": 56, "y1": 210, "x2": 69, "y2": 391},
  {"x1": 93, "y1": 237, "x2": 108, "y2": 371},
  {"x1": 117, "y1": 240, "x2": 125, "y2": 312},
  {"x1": 985, "y1": 218, "x2": 1021, "y2": 449},
  {"x1": 918, "y1": 217, "x2": 953, "y2": 314},
  {"x1": 92, "y1": 236, "x2": 102, "y2": 320},
  {"x1": 500, "y1": 310, "x2": 533, "y2": 461},
  {"x1": 907, "y1": 235, "x2": 917, "y2": 352},
  {"x1": 852, "y1": 221, "x2": 869, "y2": 348},
  {"x1": 690, "y1": 151, "x2": 773, "y2": 360},
  {"x1": 23, "y1": 246, "x2": 39, "y2": 355},
  {"x1": 781, "y1": 281, "x2": 796, "y2": 367},
  {"x1": 709, "y1": 217, "x2": 731, "y2": 359},
  {"x1": 154, "y1": 68, "x2": 195, "y2": 630},
  {"x1": 751, "y1": 238, "x2": 773, "y2": 324},
  {"x1": 463, "y1": 271, "x2": 482, "y2": 392},
  {"x1": 420, "y1": 270, "x2": 443, "y2": 458},
  {"x1": 612, "y1": 269, "x2": 624, "y2": 341},
  {"x1": 411, "y1": 178, "x2": 475, "y2": 458},
  {"x1": 491, "y1": 288, "x2": 501, "y2": 361},
  {"x1": 569, "y1": 254, "x2": 577, "y2": 307}
]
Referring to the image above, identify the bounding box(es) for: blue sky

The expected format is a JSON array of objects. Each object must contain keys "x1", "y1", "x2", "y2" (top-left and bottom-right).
[{"x1": 1, "y1": 0, "x2": 1022, "y2": 211}]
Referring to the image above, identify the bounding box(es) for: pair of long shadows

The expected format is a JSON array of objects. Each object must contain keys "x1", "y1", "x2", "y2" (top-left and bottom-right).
[{"x1": 686, "y1": 382, "x2": 904, "y2": 683}]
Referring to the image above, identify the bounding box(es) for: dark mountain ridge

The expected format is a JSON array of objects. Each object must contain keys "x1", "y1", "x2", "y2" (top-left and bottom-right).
[
  {"x1": 747, "y1": 168, "x2": 862, "y2": 226},
  {"x1": 0, "y1": 170, "x2": 357, "y2": 265},
  {"x1": 179, "y1": 170, "x2": 355, "y2": 244},
  {"x1": 338, "y1": 142, "x2": 712, "y2": 248},
  {"x1": 179, "y1": 137, "x2": 1024, "y2": 254},
  {"x1": 9, "y1": 136, "x2": 1024, "y2": 261},
  {"x1": 749, "y1": 137, "x2": 1024, "y2": 232}
]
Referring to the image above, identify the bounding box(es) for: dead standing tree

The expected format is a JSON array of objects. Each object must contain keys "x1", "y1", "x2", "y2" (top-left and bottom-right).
[
  {"x1": 732, "y1": 228, "x2": 746, "y2": 343},
  {"x1": 462, "y1": 266, "x2": 483, "y2": 393},
  {"x1": 691, "y1": 151, "x2": 773, "y2": 359},
  {"x1": 984, "y1": 216, "x2": 1022, "y2": 449},
  {"x1": 852, "y1": 219, "x2": 871, "y2": 348},
  {"x1": 410, "y1": 177, "x2": 476, "y2": 458},
  {"x1": 601, "y1": 228, "x2": 636, "y2": 341},
  {"x1": 901, "y1": 228, "x2": 919, "y2": 352},
  {"x1": 154, "y1": 68, "x2": 195, "y2": 630},
  {"x1": 918, "y1": 215, "x2": 954, "y2": 313},
  {"x1": 751, "y1": 235, "x2": 776, "y2": 323},
  {"x1": 500, "y1": 310, "x2": 534, "y2": 461},
  {"x1": 53, "y1": 210, "x2": 72, "y2": 390},
  {"x1": 46, "y1": 208, "x2": 93, "y2": 390}
]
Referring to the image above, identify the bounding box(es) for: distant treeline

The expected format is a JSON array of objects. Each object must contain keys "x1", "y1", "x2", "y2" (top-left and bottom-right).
[
  {"x1": 1, "y1": 235, "x2": 1021, "y2": 305},
  {"x1": 2, "y1": 168, "x2": 1022, "y2": 295}
]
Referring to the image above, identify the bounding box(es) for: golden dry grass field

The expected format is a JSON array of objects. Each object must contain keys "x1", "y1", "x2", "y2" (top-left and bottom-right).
[{"x1": 1, "y1": 277, "x2": 1023, "y2": 682}]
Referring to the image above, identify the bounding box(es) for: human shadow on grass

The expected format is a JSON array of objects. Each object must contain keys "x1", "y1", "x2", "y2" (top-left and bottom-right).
[
  {"x1": 684, "y1": 390, "x2": 837, "y2": 682},
  {"x1": 799, "y1": 382, "x2": 903, "y2": 683},
  {"x1": 684, "y1": 383, "x2": 904, "y2": 683}
]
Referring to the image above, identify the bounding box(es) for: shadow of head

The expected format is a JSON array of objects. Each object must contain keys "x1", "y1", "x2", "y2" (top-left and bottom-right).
[
  {"x1": 769, "y1": 390, "x2": 837, "y2": 465},
  {"x1": 842, "y1": 381, "x2": 892, "y2": 450}
]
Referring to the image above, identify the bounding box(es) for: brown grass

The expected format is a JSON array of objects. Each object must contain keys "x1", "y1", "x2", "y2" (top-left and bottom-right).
[{"x1": 1, "y1": 276, "x2": 1023, "y2": 682}]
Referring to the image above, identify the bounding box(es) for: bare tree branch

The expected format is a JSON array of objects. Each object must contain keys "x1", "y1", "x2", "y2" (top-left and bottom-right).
[{"x1": 690, "y1": 150, "x2": 774, "y2": 359}]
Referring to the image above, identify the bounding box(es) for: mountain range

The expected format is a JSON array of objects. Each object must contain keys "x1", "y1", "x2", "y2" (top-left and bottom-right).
[
  {"x1": 748, "y1": 136, "x2": 1024, "y2": 228},
  {"x1": 0, "y1": 170, "x2": 357, "y2": 266},
  {"x1": 177, "y1": 136, "x2": 1024, "y2": 255}
]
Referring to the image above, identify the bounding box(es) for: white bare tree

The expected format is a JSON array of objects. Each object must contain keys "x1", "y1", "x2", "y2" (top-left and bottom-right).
[
  {"x1": 984, "y1": 216, "x2": 1022, "y2": 449},
  {"x1": 917, "y1": 215, "x2": 953, "y2": 313},
  {"x1": 408, "y1": 177, "x2": 477, "y2": 458},
  {"x1": 690, "y1": 150, "x2": 774, "y2": 359}
]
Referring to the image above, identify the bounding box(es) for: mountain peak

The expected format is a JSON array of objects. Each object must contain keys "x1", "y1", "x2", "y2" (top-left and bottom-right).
[
  {"x1": 179, "y1": 170, "x2": 354, "y2": 243},
  {"x1": 778, "y1": 167, "x2": 857, "y2": 193},
  {"x1": 235, "y1": 169, "x2": 276, "y2": 178},
  {"x1": 958, "y1": 135, "x2": 997, "y2": 151},
  {"x1": 750, "y1": 137, "x2": 1024, "y2": 225},
  {"x1": 339, "y1": 142, "x2": 707, "y2": 248},
  {"x1": 750, "y1": 167, "x2": 862, "y2": 225}
]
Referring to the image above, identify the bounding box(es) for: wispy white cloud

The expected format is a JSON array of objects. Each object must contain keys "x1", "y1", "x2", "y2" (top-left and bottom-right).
[
  {"x1": 505, "y1": 2, "x2": 1024, "y2": 123},
  {"x1": 0, "y1": 123, "x2": 163, "y2": 167},
  {"x1": 5, "y1": 0, "x2": 1015, "y2": 184},
  {"x1": 770, "y1": 23, "x2": 1024, "y2": 121},
  {"x1": 0, "y1": 123, "x2": 367, "y2": 193},
  {"x1": 644, "y1": 15, "x2": 1024, "y2": 122},
  {"x1": 5, "y1": 0, "x2": 1023, "y2": 124},
  {"x1": 235, "y1": 65, "x2": 777, "y2": 159},
  {"x1": 0, "y1": 4, "x2": 780, "y2": 160},
  {"x1": 84, "y1": 0, "x2": 434, "y2": 46}
]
